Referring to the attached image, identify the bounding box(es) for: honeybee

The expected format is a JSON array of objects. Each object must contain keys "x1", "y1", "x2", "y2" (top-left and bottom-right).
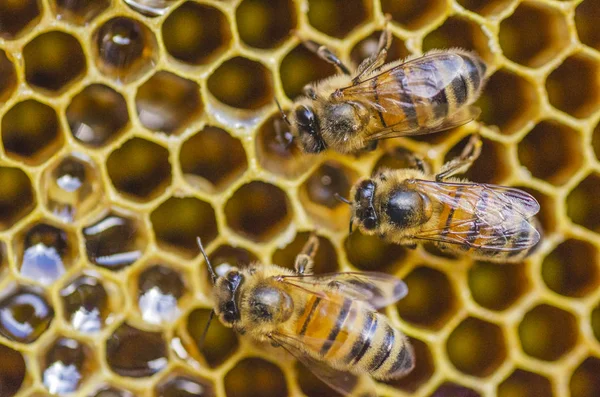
[
  {"x1": 341, "y1": 135, "x2": 541, "y2": 262},
  {"x1": 197, "y1": 236, "x2": 414, "y2": 397},
  {"x1": 276, "y1": 24, "x2": 488, "y2": 154}
]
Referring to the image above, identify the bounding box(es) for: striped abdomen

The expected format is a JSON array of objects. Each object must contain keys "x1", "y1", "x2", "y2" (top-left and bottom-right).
[{"x1": 296, "y1": 294, "x2": 413, "y2": 380}]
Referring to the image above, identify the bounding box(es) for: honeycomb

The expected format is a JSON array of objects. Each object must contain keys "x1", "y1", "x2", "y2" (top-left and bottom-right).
[{"x1": 0, "y1": 0, "x2": 599, "y2": 396}]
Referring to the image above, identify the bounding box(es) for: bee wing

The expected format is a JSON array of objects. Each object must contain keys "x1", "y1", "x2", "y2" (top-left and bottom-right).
[
  {"x1": 269, "y1": 332, "x2": 378, "y2": 397},
  {"x1": 411, "y1": 180, "x2": 541, "y2": 251},
  {"x1": 277, "y1": 271, "x2": 408, "y2": 309}
]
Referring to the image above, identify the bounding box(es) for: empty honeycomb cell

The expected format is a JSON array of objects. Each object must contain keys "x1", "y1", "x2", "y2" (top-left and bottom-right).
[
  {"x1": 2, "y1": 99, "x2": 63, "y2": 165},
  {"x1": 60, "y1": 275, "x2": 109, "y2": 333},
  {"x1": 567, "y1": 172, "x2": 600, "y2": 234},
  {"x1": 207, "y1": 57, "x2": 273, "y2": 110},
  {"x1": 224, "y1": 357, "x2": 287, "y2": 397},
  {"x1": 498, "y1": 369, "x2": 553, "y2": 397},
  {"x1": 546, "y1": 53, "x2": 600, "y2": 119},
  {"x1": 150, "y1": 197, "x2": 218, "y2": 258},
  {"x1": 51, "y1": 0, "x2": 109, "y2": 25},
  {"x1": 42, "y1": 153, "x2": 104, "y2": 223},
  {"x1": 106, "y1": 323, "x2": 167, "y2": 378},
  {"x1": 351, "y1": 31, "x2": 410, "y2": 67},
  {"x1": 163, "y1": 2, "x2": 230, "y2": 65},
  {"x1": 477, "y1": 69, "x2": 538, "y2": 135},
  {"x1": 372, "y1": 147, "x2": 432, "y2": 175},
  {"x1": 593, "y1": 304, "x2": 600, "y2": 343},
  {"x1": 15, "y1": 222, "x2": 78, "y2": 286},
  {"x1": 83, "y1": 211, "x2": 147, "y2": 271},
  {"x1": 23, "y1": 31, "x2": 86, "y2": 93},
  {"x1": 225, "y1": 182, "x2": 291, "y2": 243},
  {"x1": 155, "y1": 372, "x2": 216, "y2": 397},
  {"x1": 280, "y1": 44, "x2": 337, "y2": 100},
  {"x1": 107, "y1": 137, "x2": 171, "y2": 201},
  {"x1": 469, "y1": 261, "x2": 528, "y2": 311},
  {"x1": 0, "y1": 0, "x2": 41, "y2": 39},
  {"x1": 42, "y1": 338, "x2": 92, "y2": 394},
  {"x1": 422, "y1": 16, "x2": 492, "y2": 62},
  {"x1": 381, "y1": 0, "x2": 446, "y2": 31},
  {"x1": 67, "y1": 84, "x2": 129, "y2": 147},
  {"x1": 396, "y1": 266, "x2": 457, "y2": 330},
  {"x1": 237, "y1": 0, "x2": 295, "y2": 49},
  {"x1": 295, "y1": 361, "x2": 342, "y2": 397},
  {"x1": 444, "y1": 136, "x2": 509, "y2": 184},
  {"x1": 430, "y1": 382, "x2": 480, "y2": 397},
  {"x1": 570, "y1": 357, "x2": 600, "y2": 397},
  {"x1": 446, "y1": 317, "x2": 506, "y2": 377},
  {"x1": 345, "y1": 230, "x2": 407, "y2": 273},
  {"x1": 0, "y1": 167, "x2": 35, "y2": 231},
  {"x1": 136, "y1": 71, "x2": 202, "y2": 135},
  {"x1": 93, "y1": 17, "x2": 158, "y2": 84},
  {"x1": 306, "y1": 0, "x2": 368, "y2": 38},
  {"x1": 272, "y1": 232, "x2": 339, "y2": 274},
  {"x1": 0, "y1": 343, "x2": 26, "y2": 396},
  {"x1": 180, "y1": 126, "x2": 248, "y2": 193},
  {"x1": 575, "y1": 0, "x2": 600, "y2": 51},
  {"x1": 457, "y1": 0, "x2": 516, "y2": 17},
  {"x1": 0, "y1": 50, "x2": 17, "y2": 103},
  {"x1": 136, "y1": 264, "x2": 185, "y2": 325},
  {"x1": 499, "y1": 2, "x2": 570, "y2": 68},
  {"x1": 519, "y1": 304, "x2": 578, "y2": 361},
  {"x1": 187, "y1": 309, "x2": 238, "y2": 368},
  {"x1": 387, "y1": 338, "x2": 434, "y2": 393},
  {"x1": 541, "y1": 239, "x2": 598, "y2": 298},
  {"x1": 0, "y1": 286, "x2": 54, "y2": 343}
]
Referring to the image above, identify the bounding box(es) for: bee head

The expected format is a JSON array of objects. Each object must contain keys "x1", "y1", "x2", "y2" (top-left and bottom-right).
[
  {"x1": 213, "y1": 268, "x2": 245, "y2": 326},
  {"x1": 353, "y1": 179, "x2": 379, "y2": 231},
  {"x1": 386, "y1": 185, "x2": 432, "y2": 229},
  {"x1": 291, "y1": 104, "x2": 327, "y2": 154}
]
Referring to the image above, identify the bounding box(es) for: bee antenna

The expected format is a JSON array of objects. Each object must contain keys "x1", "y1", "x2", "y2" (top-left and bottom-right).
[
  {"x1": 198, "y1": 310, "x2": 215, "y2": 349},
  {"x1": 275, "y1": 98, "x2": 291, "y2": 126},
  {"x1": 334, "y1": 193, "x2": 352, "y2": 205},
  {"x1": 197, "y1": 237, "x2": 217, "y2": 284}
]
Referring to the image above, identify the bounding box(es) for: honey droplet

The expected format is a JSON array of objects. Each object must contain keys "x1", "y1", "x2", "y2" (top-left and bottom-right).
[
  {"x1": 43, "y1": 338, "x2": 89, "y2": 394},
  {"x1": 123, "y1": 0, "x2": 177, "y2": 17},
  {"x1": 61, "y1": 275, "x2": 109, "y2": 333},
  {"x1": 0, "y1": 287, "x2": 54, "y2": 343},
  {"x1": 156, "y1": 375, "x2": 216, "y2": 397},
  {"x1": 138, "y1": 265, "x2": 184, "y2": 325}
]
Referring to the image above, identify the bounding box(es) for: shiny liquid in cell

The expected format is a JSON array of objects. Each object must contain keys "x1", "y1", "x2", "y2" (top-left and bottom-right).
[
  {"x1": 54, "y1": 0, "x2": 109, "y2": 25},
  {"x1": 123, "y1": 0, "x2": 178, "y2": 16},
  {"x1": 61, "y1": 275, "x2": 109, "y2": 333},
  {"x1": 0, "y1": 287, "x2": 53, "y2": 343},
  {"x1": 304, "y1": 162, "x2": 352, "y2": 208},
  {"x1": 43, "y1": 338, "x2": 89, "y2": 394},
  {"x1": 19, "y1": 223, "x2": 71, "y2": 285},
  {"x1": 156, "y1": 375, "x2": 215, "y2": 397},
  {"x1": 138, "y1": 265, "x2": 184, "y2": 325},
  {"x1": 92, "y1": 387, "x2": 135, "y2": 397}
]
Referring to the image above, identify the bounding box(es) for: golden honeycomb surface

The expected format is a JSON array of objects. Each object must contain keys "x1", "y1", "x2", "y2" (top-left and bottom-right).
[{"x1": 0, "y1": 0, "x2": 599, "y2": 396}]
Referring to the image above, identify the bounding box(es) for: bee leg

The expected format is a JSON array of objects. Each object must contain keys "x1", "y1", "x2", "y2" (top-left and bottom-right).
[
  {"x1": 294, "y1": 234, "x2": 320, "y2": 275},
  {"x1": 436, "y1": 133, "x2": 482, "y2": 181},
  {"x1": 352, "y1": 24, "x2": 392, "y2": 84},
  {"x1": 363, "y1": 140, "x2": 379, "y2": 152},
  {"x1": 302, "y1": 39, "x2": 351, "y2": 75}
]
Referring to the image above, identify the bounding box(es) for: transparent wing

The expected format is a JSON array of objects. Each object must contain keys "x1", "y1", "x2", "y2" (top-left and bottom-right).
[
  {"x1": 411, "y1": 179, "x2": 540, "y2": 251},
  {"x1": 277, "y1": 271, "x2": 408, "y2": 309}
]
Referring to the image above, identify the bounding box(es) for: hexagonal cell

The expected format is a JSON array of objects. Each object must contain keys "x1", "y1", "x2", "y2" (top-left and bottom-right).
[
  {"x1": 91, "y1": 386, "x2": 135, "y2": 397},
  {"x1": 204, "y1": 245, "x2": 259, "y2": 277},
  {"x1": 430, "y1": 382, "x2": 481, "y2": 397},
  {"x1": 136, "y1": 264, "x2": 186, "y2": 325},
  {"x1": 447, "y1": 317, "x2": 506, "y2": 377},
  {"x1": 155, "y1": 372, "x2": 216, "y2": 397},
  {"x1": 542, "y1": 239, "x2": 599, "y2": 298},
  {"x1": 594, "y1": 122, "x2": 600, "y2": 162},
  {"x1": 351, "y1": 30, "x2": 409, "y2": 67},
  {"x1": 469, "y1": 261, "x2": 528, "y2": 311},
  {"x1": 546, "y1": 53, "x2": 600, "y2": 119},
  {"x1": 444, "y1": 136, "x2": 510, "y2": 184},
  {"x1": 499, "y1": 1, "x2": 569, "y2": 68},
  {"x1": 150, "y1": 197, "x2": 218, "y2": 258},
  {"x1": 372, "y1": 146, "x2": 431, "y2": 175},
  {"x1": 457, "y1": 0, "x2": 516, "y2": 17},
  {"x1": 280, "y1": 44, "x2": 337, "y2": 100},
  {"x1": 344, "y1": 230, "x2": 407, "y2": 273},
  {"x1": 136, "y1": 71, "x2": 202, "y2": 135},
  {"x1": 307, "y1": 0, "x2": 368, "y2": 38},
  {"x1": 180, "y1": 126, "x2": 248, "y2": 193},
  {"x1": 0, "y1": 50, "x2": 17, "y2": 103},
  {"x1": 519, "y1": 304, "x2": 578, "y2": 361},
  {"x1": 0, "y1": 0, "x2": 41, "y2": 40},
  {"x1": 381, "y1": 0, "x2": 446, "y2": 31},
  {"x1": 0, "y1": 167, "x2": 35, "y2": 231},
  {"x1": 237, "y1": 0, "x2": 295, "y2": 49},
  {"x1": 207, "y1": 57, "x2": 273, "y2": 110},
  {"x1": 0, "y1": 343, "x2": 26, "y2": 395},
  {"x1": 187, "y1": 308, "x2": 238, "y2": 368},
  {"x1": 423, "y1": 16, "x2": 492, "y2": 63},
  {"x1": 273, "y1": 232, "x2": 339, "y2": 274},
  {"x1": 93, "y1": 17, "x2": 158, "y2": 84},
  {"x1": 2, "y1": 99, "x2": 63, "y2": 165},
  {"x1": 23, "y1": 31, "x2": 87, "y2": 93},
  {"x1": 106, "y1": 323, "x2": 167, "y2": 378},
  {"x1": 477, "y1": 69, "x2": 539, "y2": 135},
  {"x1": 498, "y1": 369, "x2": 553, "y2": 397},
  {"x1": 107, "y1": 137, "x2": 171, "y2": 202},
  {"x1": 123, "y1": 0, "x2": 177, "y2": 16},
  {"x1": 15, "y1": 222, "x2": 78, "y2": 286},
  {"x1": 60, "y1": 275, "x2": 110, "y2": 333},
  {"x1": 67, "y1": 84, "x2": 129, "y2": 147},
  {"x1": 593, "y1": 304, "x2": 600, "y2": 343},
  {"x1": 83, "y1": 211, "x2": 147, "y2": 271},
  {"x1": 225, "y1": 357, "x2": 287, "y2": 397},
  {"x1": 42, "y1": 153, "x2": 104, "y2": 223},
  {"x1": 567, "y1": 172, "x2": 600, "y2": 234},
  {"x1": 299, "y1": 161, "x2": 358, "y2": 231},
  {"x1": 225, "y1": 181, "x2": 292, "y2": 243},
  {"x1": 42, "y1": 337, "x2": 93, "y2": 394},
  {"x1": 163, "y1": 2, "x2": 230, "y2": 65},
  {"x1": 0, "y1": 286, "x2": 54, "y2": 343},
  {"x1": 397, "y1": 266, "x2": 456, "y2": 330},
  {"x1": 387, "y1": 338, "x2": 435, "y2": 393},
  {"x1": 575, "y1": 0, "x2": 600, "y2": 51},
  {"x1": 295, "y1": 360, "x2": 342, "y2": 397},
  {"x1": 52, "y1": 0, "x2": 109, "y2": 25},
  {"x1": 570, "y1": 357, "x2": 600, "y2": 397}
]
